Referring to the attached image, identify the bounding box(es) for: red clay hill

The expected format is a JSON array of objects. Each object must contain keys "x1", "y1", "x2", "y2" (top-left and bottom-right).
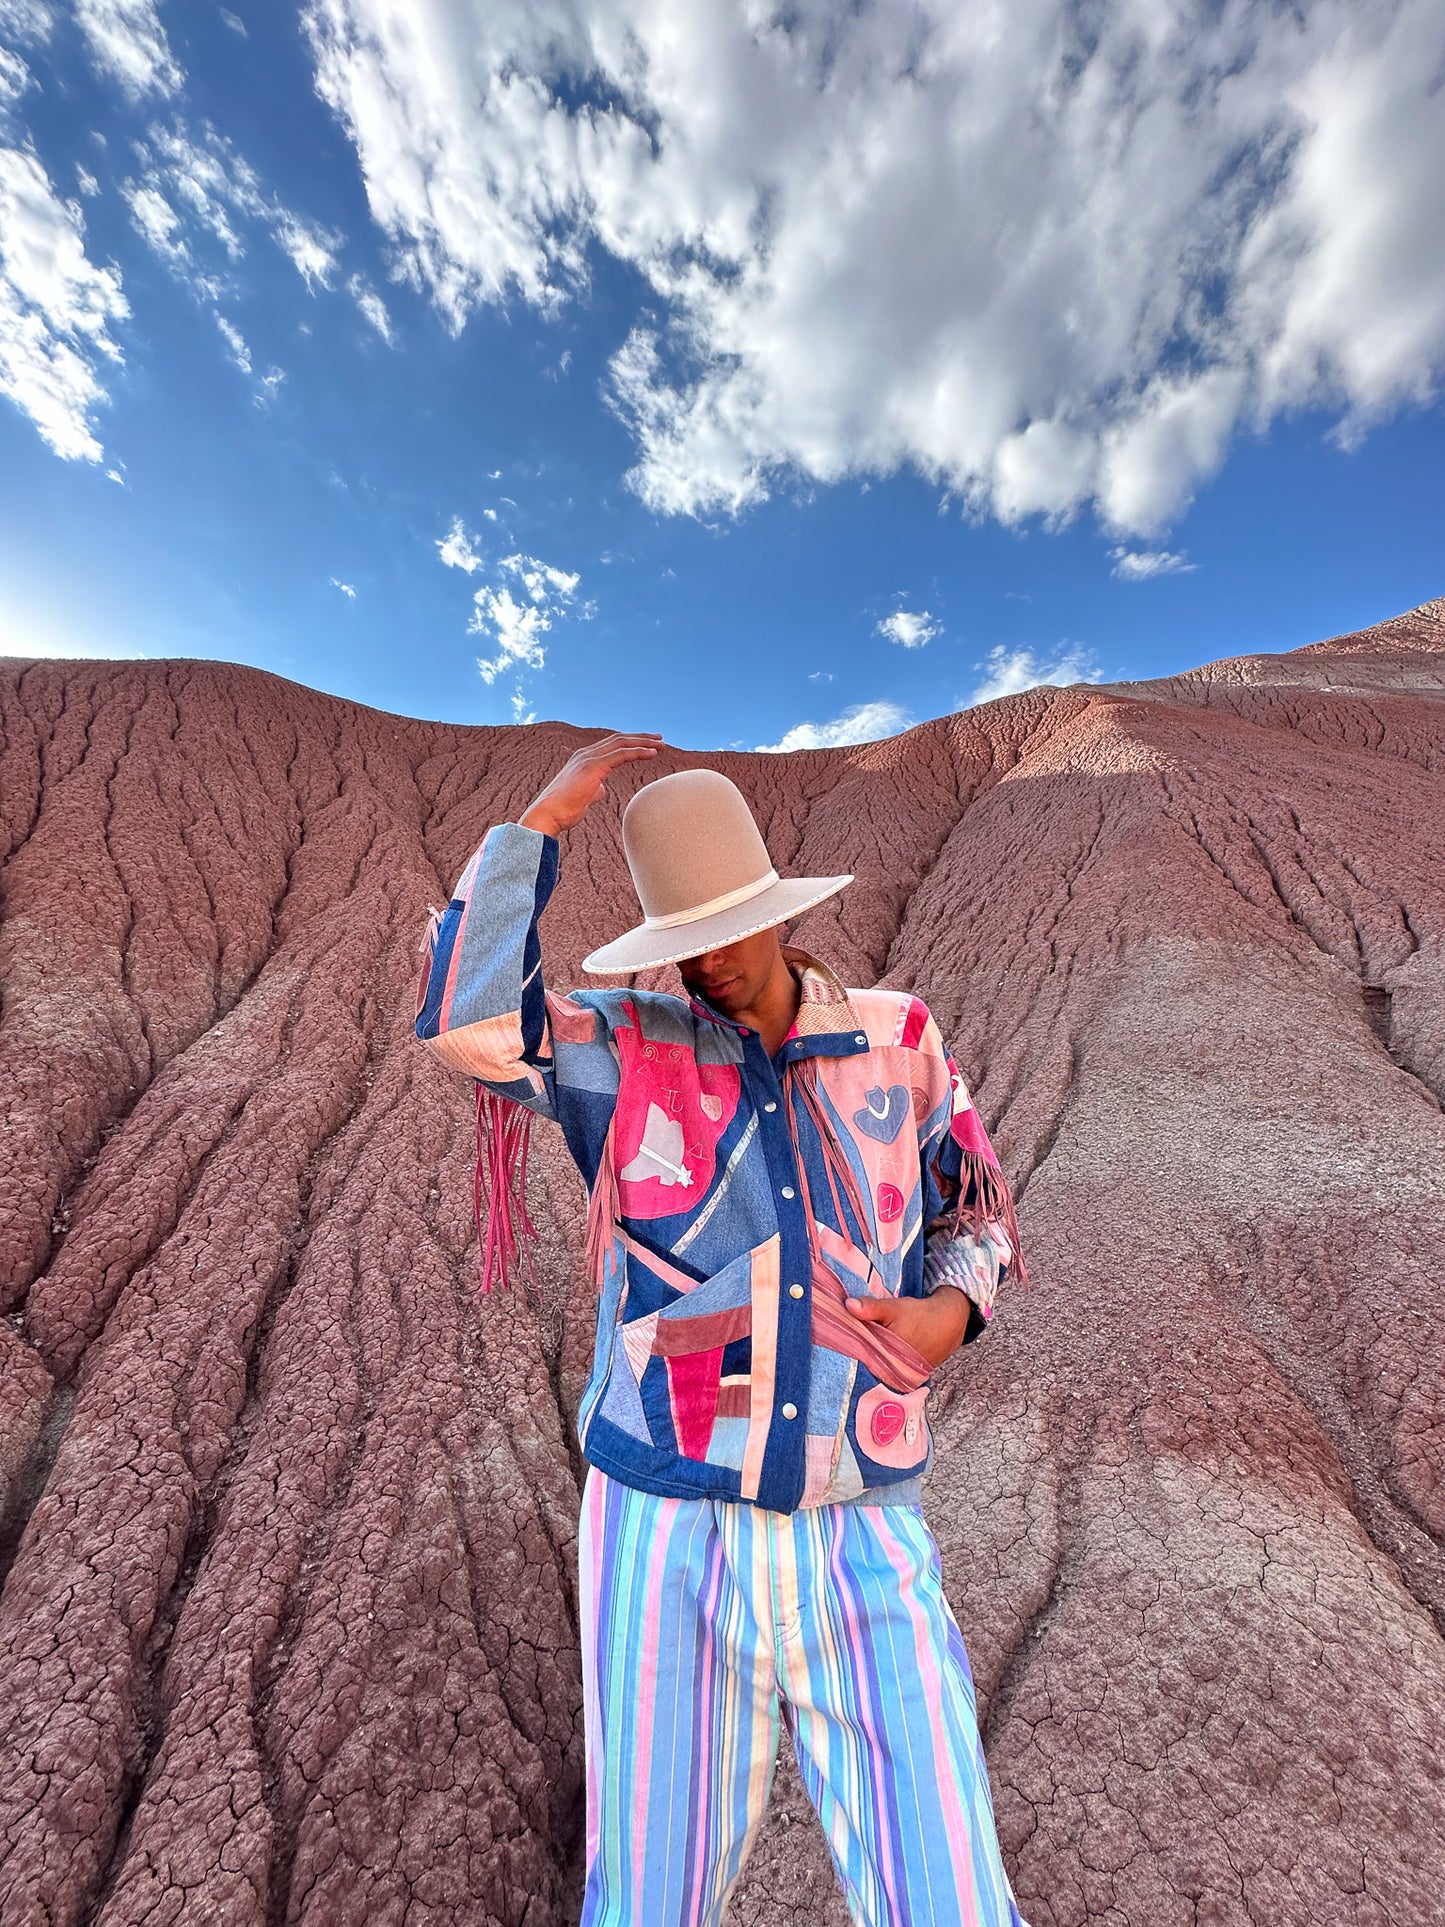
[{"x1": 1, "y1": 600, "x2": 1443, "y2": 1925}]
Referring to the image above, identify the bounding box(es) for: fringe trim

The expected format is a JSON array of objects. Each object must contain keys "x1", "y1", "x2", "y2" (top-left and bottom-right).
[
  {"x1": 949, "y1": 1149, "x2": 1030, "y2": 1289},
  {"x1": 584, "y1": 1111, "x2": 620, "y2": 1297},
  {"x1": 474, "y1": 1085, "x2": 540, "y2": 1294}
]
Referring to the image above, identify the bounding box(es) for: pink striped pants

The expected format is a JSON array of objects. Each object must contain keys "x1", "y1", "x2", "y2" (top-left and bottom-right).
[{"x1": 578, "y1": 1466, "x2": 1031, "y2": 1927}]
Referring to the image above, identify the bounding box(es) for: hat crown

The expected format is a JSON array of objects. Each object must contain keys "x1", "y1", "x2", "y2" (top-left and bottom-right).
[{"x1": 622, "y1": 769, "x2": 773, "y2": 925}]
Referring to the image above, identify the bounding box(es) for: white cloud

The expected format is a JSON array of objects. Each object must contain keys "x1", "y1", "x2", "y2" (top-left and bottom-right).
[
  {"x1": 215, "y1": 312, "x2": 250, "y2": 372},
  {"x1": 499, "y1": 550, "x2": 578, "y2": 601},
  {"x1": 0, "y1": 144, "x2": 129, "y2": 461},
  {"x1": 347, "y1": 271, "x2": 392, "y2": 341},
  {"x1": 756, "y1": 700, "x2": 912, "y2": 754},
  {"x1": 273, "y1": 209, "x2": 339, "y2": 290},
  {"x1": 73, "y1": 0, "x2": 180, "y2": 100},
  {"x1": 472, "y1": 585, "x2": 546, "y2": 681},
  {"x1": 437, "y1": 515, "x2": 483, "y2": 572},
  {"x1": 124, "y1": 121, "x2": 343, "y2": 294},
  {"x1": 472, "y1": 548, "x2": 580, "y2": 683},
  {"x1": 220, "y1": 9, "x2": 247, "y2": 35},
  {"x1": 1110, "y1": 546, "x2": 1195, "y2": 581},
  {"x1": 304, "y1": 0, "x2": 1445, "y2": 535},
  {"x1": 0, "y1": 42, "x2": 33, "y2": 107},
  {"x1": 509, "y1": 685, "x2": 535, "y2": 723},
  {"x1": 876, "y1": 609, "x2": 939, "y2": 650},
  {"x1": 121, "y1": 180, "x2": 185, "y2": 261},
  {"x1": 0, "y1": 1, "x2": 54, "y2": 47},
  {"x1": 965, "y1": 644, "x2": 1102, "y2": 707},
  {"x1": 74, "y1": 163, "x2": 100, "y2": 196},
  {"x1": 807, "y1": 670, "x2": 833, "y2": 683},
  {"x1": 331, "y1": 576, "x2": 356, "y2": 597}
]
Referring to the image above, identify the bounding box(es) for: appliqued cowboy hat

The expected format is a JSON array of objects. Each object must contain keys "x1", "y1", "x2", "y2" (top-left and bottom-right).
[{"x1": 581, "y1": 767, "x2": 853, "y2": 974}]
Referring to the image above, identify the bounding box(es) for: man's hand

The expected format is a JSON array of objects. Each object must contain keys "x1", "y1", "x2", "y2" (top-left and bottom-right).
[
  {"x1": 519, "y1": 731, "x2": 665, "y2": 837},
  {"x1": 844, "y1": 1286, "x2": 973, "y2": 1370}
]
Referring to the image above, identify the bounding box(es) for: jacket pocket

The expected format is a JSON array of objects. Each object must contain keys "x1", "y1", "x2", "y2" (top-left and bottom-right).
[
  {"x1": 606, "y1": 1232, "x2": 780, "y2": 1492},
  {"x1": 810, "y1": 1224, "x2": 931, "y2": 1393}
]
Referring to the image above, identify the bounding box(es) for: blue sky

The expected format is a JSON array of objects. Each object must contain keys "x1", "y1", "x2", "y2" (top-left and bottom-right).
[{"x1": 1, "y1": 0, "x2": 1442, "y2": 752}]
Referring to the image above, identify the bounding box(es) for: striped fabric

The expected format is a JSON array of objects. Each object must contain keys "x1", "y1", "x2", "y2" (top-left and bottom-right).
[{"x1": 579, "y1": 1467, "x2": 1031, "y2": 1927}]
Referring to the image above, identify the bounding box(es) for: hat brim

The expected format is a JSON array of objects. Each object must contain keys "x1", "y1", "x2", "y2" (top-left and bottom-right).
[{"x1": 581, "y1": 873, "x2": 853, "y2": 975}]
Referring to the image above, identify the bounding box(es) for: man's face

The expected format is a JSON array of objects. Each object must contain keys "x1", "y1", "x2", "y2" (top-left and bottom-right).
[{"x1": 676, "y1": 927, "x2": 786, "y2": 1017}]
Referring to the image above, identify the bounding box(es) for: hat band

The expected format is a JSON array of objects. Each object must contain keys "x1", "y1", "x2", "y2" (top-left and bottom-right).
[{"x1": 642, "y1": 868, "x2": 780, "y2": 930}]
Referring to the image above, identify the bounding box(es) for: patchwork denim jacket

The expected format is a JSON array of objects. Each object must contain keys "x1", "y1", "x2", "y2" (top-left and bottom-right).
[{"x1": 415, "y1": 821, "x2": 1024, "y2": 1512}]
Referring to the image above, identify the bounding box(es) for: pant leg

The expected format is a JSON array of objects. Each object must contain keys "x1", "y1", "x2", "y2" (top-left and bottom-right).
[
  {"x1": 578, "y1": 1467, "x2": 783, "y2": 1927},
  {"x1": 776, "y1": 1500, "x2": 1030, "y2": 1927}
]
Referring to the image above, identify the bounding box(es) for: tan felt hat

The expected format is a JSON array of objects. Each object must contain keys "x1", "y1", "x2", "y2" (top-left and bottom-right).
[{"x1": 581, "y1": 768, "x2": 853, "y2": 974}]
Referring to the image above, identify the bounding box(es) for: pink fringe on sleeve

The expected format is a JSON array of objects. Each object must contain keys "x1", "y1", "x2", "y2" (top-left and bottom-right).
[{"x1": 474, "y1": 1086, "x2": 540, "y2": 1293}]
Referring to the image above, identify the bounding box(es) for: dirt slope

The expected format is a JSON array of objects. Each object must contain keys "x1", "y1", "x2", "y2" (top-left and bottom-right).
[{"x1": 1, "y1": 599, "x2": 1442, "y2": 1926}]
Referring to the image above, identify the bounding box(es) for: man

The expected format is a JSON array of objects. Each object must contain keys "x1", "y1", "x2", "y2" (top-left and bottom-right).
[{"x1": 415, "y1": 731, "x2": 1031, "y2": 1927}]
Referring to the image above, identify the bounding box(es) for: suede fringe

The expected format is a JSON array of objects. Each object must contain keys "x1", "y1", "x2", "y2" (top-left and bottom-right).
[
  {"x1": 474, "y1": 1085, "x2": 540, "y2": 1294},
  {"x1": 949, "y1": 1147, "x2": 1030, "y2": 1288},
  {"x1": 584, "y1": 1111, "x2": 620, "y2": 1296}
]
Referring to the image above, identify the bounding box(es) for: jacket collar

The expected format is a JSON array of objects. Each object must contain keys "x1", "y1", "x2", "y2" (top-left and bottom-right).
[{"x1": 687, "y1": 945, "x2": 868, "y2": 1059}]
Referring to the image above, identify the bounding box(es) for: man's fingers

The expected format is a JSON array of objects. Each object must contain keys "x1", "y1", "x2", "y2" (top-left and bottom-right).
[{"x1": 844, "y1": 1295, "x2": 897, "y2": 1324}]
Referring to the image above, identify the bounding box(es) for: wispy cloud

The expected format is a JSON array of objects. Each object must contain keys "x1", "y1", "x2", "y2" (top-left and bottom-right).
[
  {"x1": 272, "y1": 209, "x2": 339, "y2": 290},
  {"x1": 756, "y1": 700, "x2": 912, "y2": 754},
  {"x1": 73, "y1": 0, "x2": 181, "y2": 101},
  {"x1": 471, "y1": 550, "x2": 581, "y2": 686},
  {"x1": 876, "y1": 609, "x2": 939, "y2": 650},
  {"x1": 437, "y1": 516, "x2": 483, "y2": 573},
  {"x1": 0, "y1": 146, "x2": 129, "y2": 462},
  {"x1": 123, "y1": 120, "x2": 342, "y2": 297},
  {"x1": 965, "y1": 644, "x2": 1102, "y2": 707},
  {"x1": 330, "y1": 577, "x2": 356, "y2": 598},
  {"x1": 215, "y1": 313, "x2": 251, "y2": 373},
  {"x1": 348, "y1": 273, "x2": 393, "y2": 342},
  {"x1": 1110, "y1": 547, "x2": 1196, "y2": 581}
]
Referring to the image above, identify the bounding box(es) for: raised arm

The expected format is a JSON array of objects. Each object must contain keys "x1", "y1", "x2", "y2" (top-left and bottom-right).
[{"x1": 414, "y1": 731, "x2": 663, "y2": 1112}]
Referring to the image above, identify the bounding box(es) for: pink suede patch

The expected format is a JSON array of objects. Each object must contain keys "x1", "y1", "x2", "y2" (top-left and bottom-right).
[
  {"x1": 899, "y1": 995, "x2": 931, "y2": 1050},
  {"x1": 668, "y1": 1348, "x2": 725, "y2": 1461},
  {"x1": 856, "y1": 1384, "x2": 929, "y2": 1469},
  {"x1": 612, "y1": 1014, "x2": 740, "y2": 1219}
]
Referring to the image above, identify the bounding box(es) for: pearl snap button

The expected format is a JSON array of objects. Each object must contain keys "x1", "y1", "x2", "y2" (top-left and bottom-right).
[
  {"x1": 855, "y1": 1034, "x2": 866, "y2": 1045},
  {"x1": 781, "y1": 1402, "x2": 798, "y2": 1420},
  {"x1": 789, "y1": 1283, "x2": 804, "y2": 1299},
  {"x1": 781, "y1": 1186, "x2": 795, "y2": 1199},
  {"x1": 763, "y1": 1101, "x2": 777, "y2": 1112}
]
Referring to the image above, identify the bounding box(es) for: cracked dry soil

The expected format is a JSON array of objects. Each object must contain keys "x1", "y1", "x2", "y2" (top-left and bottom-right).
[{"x1": 1, "y1": 599, "x2": 1443, "y2": 1927}]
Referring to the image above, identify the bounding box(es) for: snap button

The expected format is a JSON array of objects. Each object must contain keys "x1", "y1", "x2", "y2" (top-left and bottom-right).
[
  {"x1": 789, "y1": 1283, "x2": 804, "y2": 1299},
  {"x1": 763, "y1": 1100, "x2": 777, "y2": 1112},
  {"x1": 855, "y1": 1034, "x2": 866, "y2": 1045},
  {"x1": 781, "y1": 1185, "x2": 795, "y2": 1200},
  {"x1": 781, "y1": 1402, "x2": 798, "y2": 1420}
]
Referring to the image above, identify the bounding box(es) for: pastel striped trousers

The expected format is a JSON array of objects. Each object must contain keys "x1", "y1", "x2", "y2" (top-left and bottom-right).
[{"x1": 579, "y1": 1467, "x2": 1031, "y2": 1927}]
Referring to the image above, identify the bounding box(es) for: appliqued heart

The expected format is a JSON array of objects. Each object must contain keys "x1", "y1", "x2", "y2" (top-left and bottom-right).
[{"x1": 853, "y1": 1084, "x2": 910, "y2": 1143}]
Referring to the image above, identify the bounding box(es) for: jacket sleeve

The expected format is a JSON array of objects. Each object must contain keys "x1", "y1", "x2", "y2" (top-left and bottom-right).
[
  {"x1": 914, "y1": 1009, "x2": 1026, "y2": 1344},
  {"x1": 414, "y1": 821, "x2": 562, "y2": 1119}
]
